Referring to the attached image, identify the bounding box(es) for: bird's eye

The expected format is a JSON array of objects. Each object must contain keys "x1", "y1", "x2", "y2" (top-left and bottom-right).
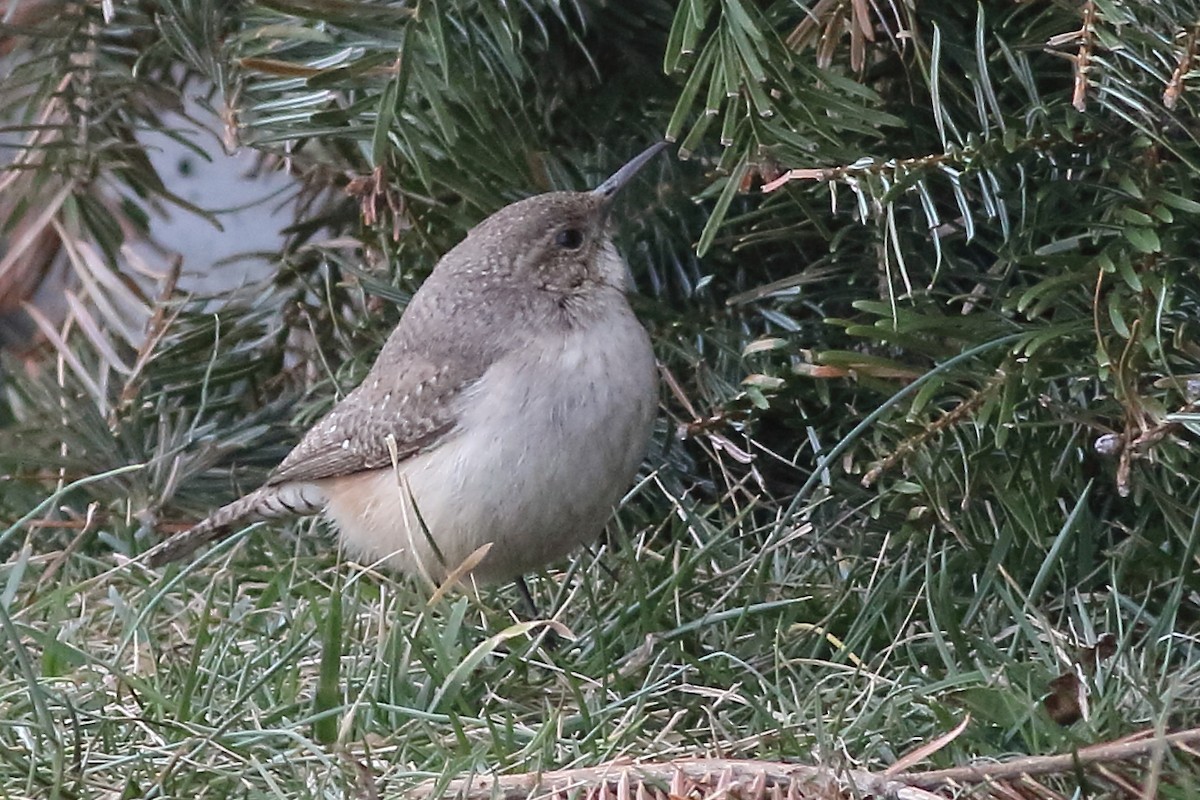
[{"x1": 554, "y1": 227, "x2": 585, "y2": 250}]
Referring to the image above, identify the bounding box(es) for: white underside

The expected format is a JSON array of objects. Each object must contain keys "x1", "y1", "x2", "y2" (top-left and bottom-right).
[{"x1": 311, "y1": 309, "x2": 656, "y2": 584}]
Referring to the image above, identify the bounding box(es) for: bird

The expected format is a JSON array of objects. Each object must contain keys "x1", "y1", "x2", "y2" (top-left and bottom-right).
[{"x1": 145, "y1": 142, "x2": 666, "y2": 587}]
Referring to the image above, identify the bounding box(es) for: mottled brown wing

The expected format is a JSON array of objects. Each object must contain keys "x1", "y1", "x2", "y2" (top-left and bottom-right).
[
  {"x1": 265, "y1": 350, "x2": 474, "y2": 486},
  {"x1": 265, "y1": 249, "x2": 535, "y2": 486}
]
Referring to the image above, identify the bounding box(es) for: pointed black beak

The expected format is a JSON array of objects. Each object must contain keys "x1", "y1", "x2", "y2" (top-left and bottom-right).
[{"x1": 592, "y1": 141, "x2": 669, "y2": 201}]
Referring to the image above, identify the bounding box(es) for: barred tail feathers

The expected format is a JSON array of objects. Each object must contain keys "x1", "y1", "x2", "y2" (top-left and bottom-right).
[{"x1": 144, "y1": 482, "x2": 326, "y2": 566}]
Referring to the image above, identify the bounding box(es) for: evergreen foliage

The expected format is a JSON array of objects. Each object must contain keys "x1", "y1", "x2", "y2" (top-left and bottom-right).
[{"x1": 1, "y1": 0, "x2": 1198, "y2": 796}]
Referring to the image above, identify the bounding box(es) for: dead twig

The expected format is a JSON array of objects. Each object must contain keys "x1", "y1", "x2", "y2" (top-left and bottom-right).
[{"x1": 406, "y1": 727, "x2": 1200, "y2": 799}]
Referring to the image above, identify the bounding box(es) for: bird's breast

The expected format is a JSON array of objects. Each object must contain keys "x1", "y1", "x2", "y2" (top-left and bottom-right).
[
  {"x1": 445, "y1": 302, "x2": 658, "y2": 558},
  {"x1": 325, "y1": 299, "x2": 657, "y2": 583}
]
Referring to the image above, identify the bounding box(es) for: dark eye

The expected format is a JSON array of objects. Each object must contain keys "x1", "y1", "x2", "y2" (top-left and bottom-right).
[{"x1": 554, "y1": 227, "x2": 585, "y2": 250}]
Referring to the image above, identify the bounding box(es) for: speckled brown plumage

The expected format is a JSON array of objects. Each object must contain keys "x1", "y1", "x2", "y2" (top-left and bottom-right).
[{"x1": 145, "y1": 143, "x2": 666, "y2": 582}]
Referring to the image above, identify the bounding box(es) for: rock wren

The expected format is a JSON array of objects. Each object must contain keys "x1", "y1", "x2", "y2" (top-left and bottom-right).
[{"x1": 145, "y1": 142, "x2": 666, "y2": 584}]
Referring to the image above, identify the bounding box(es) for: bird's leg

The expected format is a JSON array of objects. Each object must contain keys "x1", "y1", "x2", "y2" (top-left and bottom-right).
[
  {"x1": 513, "y1": 575, "x2": 572, "y2": 652},
  {"x1": 586, "y1": 542, "x2": 621, "y2": 582},
  {"x1": 515, "y1": 575, "x2": 540, "y2": 618},
  {"x1": 597, "y1": 557, "x2": 620, "y2": 583}
]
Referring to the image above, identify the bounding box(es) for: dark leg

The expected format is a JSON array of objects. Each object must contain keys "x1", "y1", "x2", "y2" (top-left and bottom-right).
[
  {"x1": 514, "y1": 575, "x2": 567, "y2": 650},
  {"x1": 516, "y1": 576, "x2": 540, "y2": 618},
  {"x1": 598, "y1": 558, "x2": 620, "y2": 582},
  {"x1": 586, "y1": 543, "x2": 620, "y2": 582}
]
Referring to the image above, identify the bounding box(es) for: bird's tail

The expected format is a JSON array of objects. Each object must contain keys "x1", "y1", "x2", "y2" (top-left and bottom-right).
[{"x1": 144, "y1": 483, "x2": 325, "y2": 567}]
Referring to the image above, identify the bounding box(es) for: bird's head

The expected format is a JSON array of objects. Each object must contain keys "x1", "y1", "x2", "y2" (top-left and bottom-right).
[{"x1": 450, "y1": 143, "x2": 667, "y2": 295}]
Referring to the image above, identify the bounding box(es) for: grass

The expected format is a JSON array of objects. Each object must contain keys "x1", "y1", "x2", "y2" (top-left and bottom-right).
[
  {"x1": 2, "y1": 1, "x2": 1199, "y2": 796},
  {"x1": 2, "y1": 283, "x2": 1197, "y2": 799},
  {"x1": 2, "y1": 453, "x2": 1198, "y2": 798}
]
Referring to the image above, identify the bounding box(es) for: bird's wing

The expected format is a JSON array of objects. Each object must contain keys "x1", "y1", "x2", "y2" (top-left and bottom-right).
[
  {"x1": 143, "y1": 335, "x2": 488, "y2": 566},
  {"x1": 266, "y1": 350, "x2": 476, "y2": 486},
  {"x1": 266, "y1": 269, "x2": 537, "y2": 486}
]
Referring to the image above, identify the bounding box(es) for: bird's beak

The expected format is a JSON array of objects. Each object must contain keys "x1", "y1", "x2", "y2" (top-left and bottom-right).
[{"x1": 592, "y1": 141, "x2": 669, "y2": 202}]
